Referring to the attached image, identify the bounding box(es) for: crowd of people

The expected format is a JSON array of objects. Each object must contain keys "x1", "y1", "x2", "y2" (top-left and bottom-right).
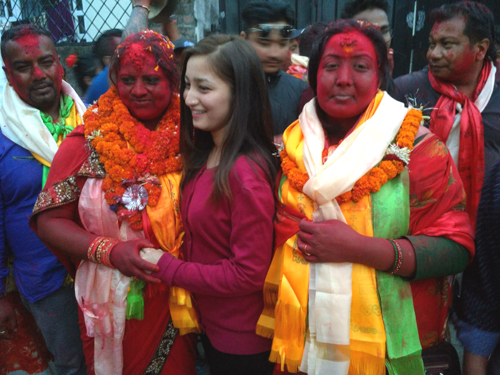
[{"x1": 0, "y1": 0, "x2": 499, "y2": 374}]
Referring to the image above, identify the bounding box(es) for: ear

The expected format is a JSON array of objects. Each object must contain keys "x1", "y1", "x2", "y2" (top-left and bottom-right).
[
  {"x1": 240, "y1": 31, "x2": 247, "y2": 40},
  {"x1": 475, "y1": 38, "x2": 490, "y2": 61},
  {"x1": 3, "y1": 65, "x2": 11, "y2": 85}
]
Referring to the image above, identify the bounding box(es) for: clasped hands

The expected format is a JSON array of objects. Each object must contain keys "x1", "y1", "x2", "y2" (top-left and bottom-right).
[{"x1": 109, "y1": 239, "x2": 167, "y2": 283}]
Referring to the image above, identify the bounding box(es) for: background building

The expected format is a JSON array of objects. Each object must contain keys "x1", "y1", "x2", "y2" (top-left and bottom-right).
[{"x1": 0, "y1": 0, "x2": 498, "y2": 79}]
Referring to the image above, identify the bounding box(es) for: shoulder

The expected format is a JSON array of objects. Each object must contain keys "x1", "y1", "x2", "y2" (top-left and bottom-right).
[
  {"x1": 62, "y1": 125, "x2": 86, "y2": 148},
  {"x1": 394, "y1": 68, "x2": 429, "y2": 87},
  {"x1": 0, "y1": 128, "x2": 29, "y2": 159},
  {"x1": 230, "y1": 155, "x2": 273, "y2": 190},
  {"x1": 50, "y1": 125, "x2": 89, "y2": 176},
  {"x1": 282, "y1": 71, "x2": 308, "y2": 89},
  {"x1": 393, "y1": 68, "x2": 432, "y2": 103},
  {"x1": 408, "y1": 133, "x2": 451, "y2": 177}
]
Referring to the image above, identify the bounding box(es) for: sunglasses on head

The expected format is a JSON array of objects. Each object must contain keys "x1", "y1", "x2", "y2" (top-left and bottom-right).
[{"x1": 246, "y1": 24, "x2": 295, "y2": 39}]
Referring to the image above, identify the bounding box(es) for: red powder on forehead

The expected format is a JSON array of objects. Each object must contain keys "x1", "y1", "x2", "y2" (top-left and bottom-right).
[
  {"x1": 326, "y1": 30, "x2": 376, "y2": 60},
  {"x1": 121, "y1": 42, "x2": 153, "y2": 71},
  {"x1": 15, "y1": 33, "x2": 41, "y2": 56},
  {"x1": 338, "y1": 31, "x2": 358, "y2": 53}
]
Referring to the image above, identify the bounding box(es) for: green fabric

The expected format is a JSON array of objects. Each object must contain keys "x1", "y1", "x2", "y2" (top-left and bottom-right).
[
  {"x1": 42, "y1": 165, "x2": 50, "y2": 189},
  {"x1": 372, "y1": 169, "x2": 425, "y2": 375},
  {"x1": 39, "y1": 94, "x2": 75, "y2": 143},
  {"x1": 278, "y1": 173, "x2": 287, "y2": 202},
  {"x1": 39, "y1": 94, "x2": 75, "y2": 187},
  {"x1": 404, "y1": 235, "x2": 469, "y2": 281},
  {"x1": 126, "y1": 279, "x2": 146, "y2": 320}
]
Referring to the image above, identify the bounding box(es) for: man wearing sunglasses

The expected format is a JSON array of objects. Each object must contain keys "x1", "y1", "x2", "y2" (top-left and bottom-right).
[{"x1": 241, "y1": 1, "x2": 308, "y2": 143}]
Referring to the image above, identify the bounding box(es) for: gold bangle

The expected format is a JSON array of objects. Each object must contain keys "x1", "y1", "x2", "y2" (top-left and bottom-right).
[{"x1": 133, "y1": 4, "x2": 150, "y2": 13}]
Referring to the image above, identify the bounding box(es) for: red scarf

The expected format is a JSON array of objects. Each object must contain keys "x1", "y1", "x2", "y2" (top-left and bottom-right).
[{"x1": 428, "y1": 62, "x2": 491, "y2": 229}]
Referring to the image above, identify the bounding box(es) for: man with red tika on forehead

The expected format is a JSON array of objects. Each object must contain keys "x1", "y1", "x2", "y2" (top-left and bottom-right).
[
  {"x1": 257, "y1": 19, "x2": 474, "y2": 375},
  {"x1": 394, "y1": 1, "x2": 499, "y2": 229},
  {"x1": 0, "y1": 25, "x2": 87, "y2": 374}
]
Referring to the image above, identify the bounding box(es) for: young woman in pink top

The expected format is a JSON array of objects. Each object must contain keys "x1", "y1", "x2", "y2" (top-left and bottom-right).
[{"x1": 141, "y1": 35, "x2": 278, "y2": 375}]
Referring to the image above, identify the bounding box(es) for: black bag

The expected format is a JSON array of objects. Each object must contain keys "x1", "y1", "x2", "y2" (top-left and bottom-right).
[{"x1": 422, "y1": 341, "x2": 461, "y2": 375}]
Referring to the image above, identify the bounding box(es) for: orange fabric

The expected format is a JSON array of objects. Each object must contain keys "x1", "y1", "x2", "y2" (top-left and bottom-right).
[
  {"x1": 259, "y1": 92, "x2": 387, "y2": 373},
  {"x1": 31, "y1": 126, "x2": 197, "y2": 374},
  {"x1": 146, "y1": 174, "x2": 200, "y2": 335}
]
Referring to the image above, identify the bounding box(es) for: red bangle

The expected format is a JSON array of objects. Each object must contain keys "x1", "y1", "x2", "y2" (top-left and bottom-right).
[{"x1": 87, "y1": 237, "x2": 120, "y2": 268}]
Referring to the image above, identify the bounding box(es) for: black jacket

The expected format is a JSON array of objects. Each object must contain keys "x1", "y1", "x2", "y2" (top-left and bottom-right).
[{"x1": 267, "y1": 70, "x2": 308, "y2": 135}]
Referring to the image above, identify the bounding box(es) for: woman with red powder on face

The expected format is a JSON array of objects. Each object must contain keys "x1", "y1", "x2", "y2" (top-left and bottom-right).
[
  {"x1": 29, "y1": 31, "x2": 198, "y2": 375},
  {"x1": 253, "y1": 20, "x2": 475, "y2": 375}
]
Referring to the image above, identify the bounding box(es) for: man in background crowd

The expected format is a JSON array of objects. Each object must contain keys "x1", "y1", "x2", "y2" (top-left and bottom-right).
[
  {"x1": 393, "y1": 3, "x2": 500, "y2": 373},
  {"x1": 342, "y1": 0, "x2": 395, "y2": 73},
  {"x1": 241, "y1": 1, "x2": 308, "y2": 143},
  {"x1": 84, "y1": 28, "x2": 122, "y2": 104}
]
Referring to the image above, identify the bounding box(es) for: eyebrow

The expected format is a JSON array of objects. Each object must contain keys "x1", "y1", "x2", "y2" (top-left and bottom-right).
[
  {"x1": 185, "y1": 77, "x2": 212, "y2": 84},
  {"x1": 323, "y1": 53, "x2": 375, "y2": 59},
  {"x1": 429, "y1": 36, "x2": 459, "y2": 41},
  {"x1": 12, "y1": 53, "x2": 54, "y2": 65}
]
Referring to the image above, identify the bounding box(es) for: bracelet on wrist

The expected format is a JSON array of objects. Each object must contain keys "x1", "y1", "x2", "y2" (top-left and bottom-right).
[
  {"x1": 133, "y1": 4, "x2": 150, "y2": 13},
  {"x1": 387, "y1": 239, "x2": 403, "y2": 275},
  {"x1": 87, "y1": 236, "x2": 120, "y2": 268}
]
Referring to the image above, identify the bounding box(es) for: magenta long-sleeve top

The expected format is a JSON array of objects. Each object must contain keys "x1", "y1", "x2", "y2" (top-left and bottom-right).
[{"x1": 153, "y1": 156, "x2": 275, "y2": 355}]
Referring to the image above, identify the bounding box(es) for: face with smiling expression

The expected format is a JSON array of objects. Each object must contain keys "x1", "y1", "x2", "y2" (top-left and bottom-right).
[
  {"x1": 427, "y1": 16, "x2": 487, "y2": 84},
  {"x1": 316, "y1": 30, "x2": 380, "y2": 130},
  {"x1": 116, "y1": 43, "x2": 172, "y2": 129},
  {"x1": 3, "y1": 34, "x2": 63, "y2": 112},
  {"x1": 183, "y1": 55, "x2": 232, "y2": 144}
]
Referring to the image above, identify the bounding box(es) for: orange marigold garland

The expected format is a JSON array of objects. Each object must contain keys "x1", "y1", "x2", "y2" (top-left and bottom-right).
[
  {"x1": 84, "y1": 86, "x2": 181, "y2": 231},
  {"x1": 281, "y1": 108, "x2": 422, "y2": 204}
]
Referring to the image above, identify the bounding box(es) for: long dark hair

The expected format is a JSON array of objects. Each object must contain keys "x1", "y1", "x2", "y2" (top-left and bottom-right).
[{"x1": 180, "y1": 34, "x2": 278, "y2": 201}]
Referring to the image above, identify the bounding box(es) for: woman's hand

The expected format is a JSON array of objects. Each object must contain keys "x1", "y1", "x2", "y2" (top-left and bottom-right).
[
  {"x1": 296, "y1": 218, "x2": 416, "y2": 276},
  {"x1": 297, "y1": 219, "x2": 363, "y2": 263},
  {"x1": 139, "y1": 247, "x2": 165, "y2": 265},
  {"x1": 110, "y1": 239, "x2": 161, "y2": 283}
]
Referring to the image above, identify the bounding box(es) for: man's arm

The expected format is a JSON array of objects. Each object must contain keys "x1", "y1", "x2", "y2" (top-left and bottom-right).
[{"x1": 122, "y1": 0, "x2": 151, "y2": 41}]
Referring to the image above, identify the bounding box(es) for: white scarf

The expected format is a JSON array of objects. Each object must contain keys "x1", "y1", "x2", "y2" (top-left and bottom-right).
[
  {"x1": 299, "y1": 92, "x2": 409, "y2": 374},
  {"x1": 0, "y1": 81, "x2": 86, "y2": 162}
]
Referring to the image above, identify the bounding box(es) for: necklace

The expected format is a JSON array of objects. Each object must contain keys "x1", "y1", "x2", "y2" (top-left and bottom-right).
[{"x1": 84, "y1": 87, "x2": 182, "y2": 230}]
